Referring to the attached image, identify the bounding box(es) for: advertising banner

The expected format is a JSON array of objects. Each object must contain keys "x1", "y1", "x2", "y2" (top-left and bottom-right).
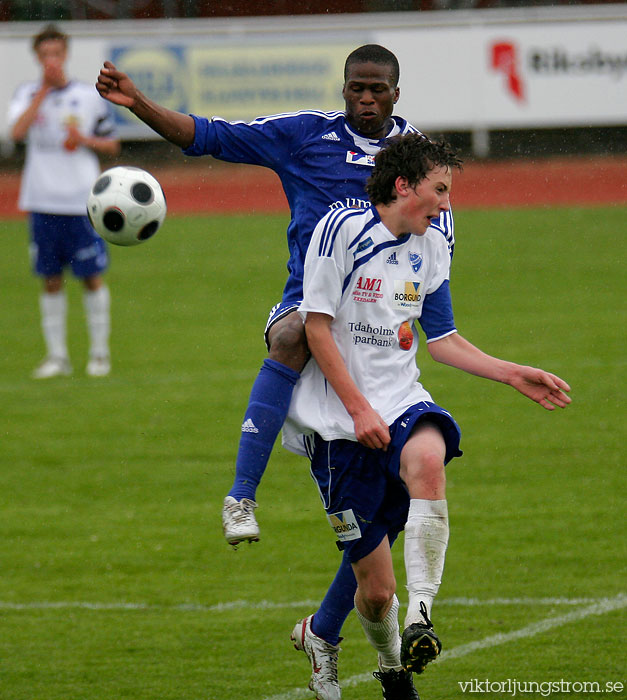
[
  {"x1": 1, "y1": 9, "x2": 625, "y2": 143},
  {"x1": 108, "y1": 43, "x2": 350, "y2": 133}
]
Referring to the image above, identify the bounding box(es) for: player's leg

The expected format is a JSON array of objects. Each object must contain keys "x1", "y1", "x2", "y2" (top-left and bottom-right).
[
  {"x1": 70, "y1": 215, "x2": 111, "y2": 376},
  {"x1": 352, "y1": 536, "x2": 399, "y2": 662},
  {"x1": 30, "y1": 214, "x2": 71, "y2": 378},
  {"x1": 223, "y1": 307, "x2": 305, "y2": 545},
  {"x1": 398, "y1": 421, "x2": 449, "y2": 674},
  {"x1": 309, "y1": 553, "x2": 356, "y2": 646},
  {"x1": 82, "y1": 274, "x2": 111, "y2": 376},
  {"x1": 352, "y1": 537, "x2": 420, "y2": 699},
  {"x1": 293, "y1": 437, "x2": 418, "y2": 699}
]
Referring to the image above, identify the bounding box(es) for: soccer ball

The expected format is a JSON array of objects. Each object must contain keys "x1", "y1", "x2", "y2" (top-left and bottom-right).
[{"x1": 87, "y1": 166, "x2": 167, "y2": 246}]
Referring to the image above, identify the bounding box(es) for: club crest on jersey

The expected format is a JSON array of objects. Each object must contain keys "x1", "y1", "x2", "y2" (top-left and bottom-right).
[
  {"x1": 327, "y1": 509, "x2": 362, "y2": 542},
  {"x1": 346, "y1": 151, "x2": 376, "y2": 167},
  {"x1": 409, "y1": 252, "x2": 423, "y2": 273},
  {"x1": 393, "y1": 280, "x2": 423, "y2": 309}
]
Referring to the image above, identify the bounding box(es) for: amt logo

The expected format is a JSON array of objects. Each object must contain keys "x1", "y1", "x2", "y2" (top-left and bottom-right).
[{"x1": 356, "y1": 277, "x2": 382, "y2": 292}]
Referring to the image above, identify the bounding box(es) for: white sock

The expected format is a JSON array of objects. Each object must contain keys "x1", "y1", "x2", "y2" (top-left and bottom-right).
[
  {"x1": 40, "y1": 291, "x2": 68, "y2": 359},
  {"x1": 354, "y1": 594, "x2": 402, "y2": 671},
  {"x1": 404, "y1": 499, "x2": 449, "y2": 628},
  {"x1": 84, "y1": 285, "x2": 110, "y2": 358}
]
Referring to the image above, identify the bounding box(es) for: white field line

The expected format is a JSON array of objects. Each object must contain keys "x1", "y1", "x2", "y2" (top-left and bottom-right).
[
  {"x1": 0, "y1": 595, "x2": 615, "y2": 612},
  {"x1": 2, "y1": 595, "x2": 624, "y2": 700},
  {"x1": 261, "y1": 594, "x2": 626, "y2": 700}
]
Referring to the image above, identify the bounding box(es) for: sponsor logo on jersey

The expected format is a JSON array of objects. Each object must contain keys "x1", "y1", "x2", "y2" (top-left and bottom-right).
[
  {"x1": 348, "y1": 321, "x2": 394, "y2": 347},
  {"x1": 322, "y1": 131, "x2": 341, "y2": 141},
  {"x1": 352, "y1": 275, "x2": 384, "y2": 304},
  {"x1": 241, "y1": 418, "x2": 259, "y2": 433},
  {"x1": 346, "y1": 151, "x2": 376, "y2": 167},
  {"x1": 398, "y1": 321, "x2": 414, "y2": 351},
  {"x1": 409, "y1": 252, "x2": 423, "y2": 273},
  {"x1": 355, "y1": 237, "x2": 374, "y2": 254},
  {"x1": 393, "y1": 280, "x2": 423, "y2": 309},
  {"x1": 386, "y1": 252, "x2": 399, "y2": 265},
  {"x1": 327, "y1": 509, "x2": 362, "y2": 542}
]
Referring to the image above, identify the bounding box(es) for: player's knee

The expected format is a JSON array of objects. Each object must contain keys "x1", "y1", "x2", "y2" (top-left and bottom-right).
[
  {"x1": 44, "y1": 276, "x2": 63, "y2": 293},
  {"x1": 268, "y1": 314, "x2": 308, "y2": 369},
  {"x1": 83, "y1": 275, "x2": 103, "y2": 292},
  {"x1": 418, "y1": 451, "x2": 445, "y2": 481},
  {"x1": 361, "y1": 580, "x2": 396, "y2": 620},
  {"x1": 402, "y1": 449, "x2": 446, "y2": 499}
]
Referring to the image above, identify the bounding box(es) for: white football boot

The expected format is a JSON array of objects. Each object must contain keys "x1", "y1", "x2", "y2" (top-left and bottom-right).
[
  {"x1": 86, "y1": 355, "x2": 111, "y2": 377},
  {"x1": 291, "y1": 616, "x2": 341, "y2": 700},
  {"x1": 222, "y1": 496, "x2": 260, "y2": 546},
  {"x1": 32, "y1": 356, "x2": 72, "y2": 379}
]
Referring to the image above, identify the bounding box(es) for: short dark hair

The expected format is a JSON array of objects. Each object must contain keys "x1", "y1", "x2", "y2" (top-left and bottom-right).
[
  {"x1": 366, "y1": 134, "x2": 463, "y2": 206},
  {"x1": 33, "y1": 24, "x2": 68, "y2": 51},
  {"x1": 344, "y1": 44, "x2": 400, "y2": 87}
]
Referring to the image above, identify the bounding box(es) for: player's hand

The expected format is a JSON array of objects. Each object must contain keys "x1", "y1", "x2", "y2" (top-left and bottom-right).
[
  {"x1": 96, "y1": 61, "x2": 137, "y2": 108},
  {"x1": 510, "y1": 366, "x2": 571, "y2": 410},
  {"x1": 42, "y1": 58, "x2": 65, "y2": 88},
  {"x1": 352, "y1": 407, "x2": 391, "y2": 450},
  {"x1": 63, "y1": 124, "x2": 82, "y2": 151}
]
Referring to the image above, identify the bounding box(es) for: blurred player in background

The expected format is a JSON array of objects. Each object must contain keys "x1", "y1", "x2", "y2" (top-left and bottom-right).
[
  {"x1": 96, "y1": 45, "x2": 457, "y2": 699},
  {"x1": 284, "y1": 134, "x2": 571, "y2": 698},
  {"x1": 8, "y1": 24, "x2": 120, "y2": 379}
]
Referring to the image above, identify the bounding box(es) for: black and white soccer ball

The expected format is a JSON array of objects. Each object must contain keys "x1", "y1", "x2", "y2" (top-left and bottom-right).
[{"x1": 87, "y1": 166, "x2": 167, "y2": 246}]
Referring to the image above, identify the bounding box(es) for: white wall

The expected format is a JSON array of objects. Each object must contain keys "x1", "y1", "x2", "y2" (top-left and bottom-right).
[{"x1": 1, "y1": 6, "x2": 626, "y2": 148}]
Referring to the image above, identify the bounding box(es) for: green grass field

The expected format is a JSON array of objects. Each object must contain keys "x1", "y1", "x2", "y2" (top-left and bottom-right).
[{"x1": 1, "y1": 206, "x2": 625, "y2": 700}]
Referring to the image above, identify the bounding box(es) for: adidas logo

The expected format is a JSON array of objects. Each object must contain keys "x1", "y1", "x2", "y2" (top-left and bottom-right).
[
  {"x1": 241, "y1": 418, "x2": 259, "y2": 433},
  {"x1": 386, "y1": 252, "x2": 399, "y2": 265},
  {"x1": 322, "y1": 131, "x2": 340, "y2": 141}
]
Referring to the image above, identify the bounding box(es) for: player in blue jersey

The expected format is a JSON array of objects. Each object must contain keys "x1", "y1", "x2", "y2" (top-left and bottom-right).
[
  {"x1": 285, "y1": 134, "x2": 571, "y2": 698},
  {"x1": 96, "y1": 44, "x2": 453, "y2": 527},
  {"x1": 9, "y1": 25, "x2": 120, "y2": 379},
  {"x1": 96, "y1": 46, "x2": 457, "y2": 699}
]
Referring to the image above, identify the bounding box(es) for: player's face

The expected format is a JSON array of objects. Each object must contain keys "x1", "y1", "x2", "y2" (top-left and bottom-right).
[
  {"x1": 36, "y1": 39, "x2": 67, "y2": 86},
  {"x1": 36, "y1": 39, "x2": 67, "y2": 67},
  {"x1": 403, "y1": 165, "x2": 452, "y2": 235},
  {"x1": 343, "y1": 61, "x2": 399, "y2": 139}
]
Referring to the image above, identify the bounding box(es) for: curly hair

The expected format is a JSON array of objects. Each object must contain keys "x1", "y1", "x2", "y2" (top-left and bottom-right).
[{"x1": 366, "y1": 134, "x2": 463, "y2": 206}]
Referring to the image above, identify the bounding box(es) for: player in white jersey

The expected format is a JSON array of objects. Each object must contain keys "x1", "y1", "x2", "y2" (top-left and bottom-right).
[
  {"x1": 284, "y1": 134, "x2": 571, "y2": 698},
  {"x1": 96, "y1": 47, "x2": 452, "y2": 544},
  {"x1": 8, "y1": 25, "x2": 120, "y2": 378}
]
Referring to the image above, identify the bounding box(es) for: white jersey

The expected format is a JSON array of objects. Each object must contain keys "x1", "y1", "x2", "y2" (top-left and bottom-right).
[
  {"x1": 7, "y1": 80, "x2": 116, "y2": 215},
  {"x1": 283, "y1": 205, "x2": 457, "y2": 457}
]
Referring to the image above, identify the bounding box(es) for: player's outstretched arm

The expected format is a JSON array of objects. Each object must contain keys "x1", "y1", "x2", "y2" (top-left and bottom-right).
[
  {"x1": 96, "y1": 61, "x2": 195, "y2": 149},
  {"x1": 305, "y1": 312, "x2": 391, "y2": 449},
  {"x1": 428, "y1": 332, "x2": 571, "y2": 411}
]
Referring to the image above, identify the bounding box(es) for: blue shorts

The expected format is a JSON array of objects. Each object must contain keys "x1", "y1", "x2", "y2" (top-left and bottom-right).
[
  {"x1": 309, "y1": 402, "x2": 462, "y2": 563},
  {"x1": 263, "y1": 300, "x2": 301, "y2": 348},
  {"x1": 30, "y1": 213, "x2": 109, "y2": 278}
]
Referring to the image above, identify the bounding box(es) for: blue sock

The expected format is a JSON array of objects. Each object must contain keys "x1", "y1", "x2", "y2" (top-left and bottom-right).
[
  {"x1": 228, "y1": 358, "x2": 300, "y2": 501},
  {"x1": 311, "y1": 553, "x2": 357, "y2": 646}
]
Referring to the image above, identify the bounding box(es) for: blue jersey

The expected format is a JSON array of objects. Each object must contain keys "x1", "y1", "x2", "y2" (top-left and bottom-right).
[{"x1": 184, "y1": 110, "x2": 455, "y2": 302}]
